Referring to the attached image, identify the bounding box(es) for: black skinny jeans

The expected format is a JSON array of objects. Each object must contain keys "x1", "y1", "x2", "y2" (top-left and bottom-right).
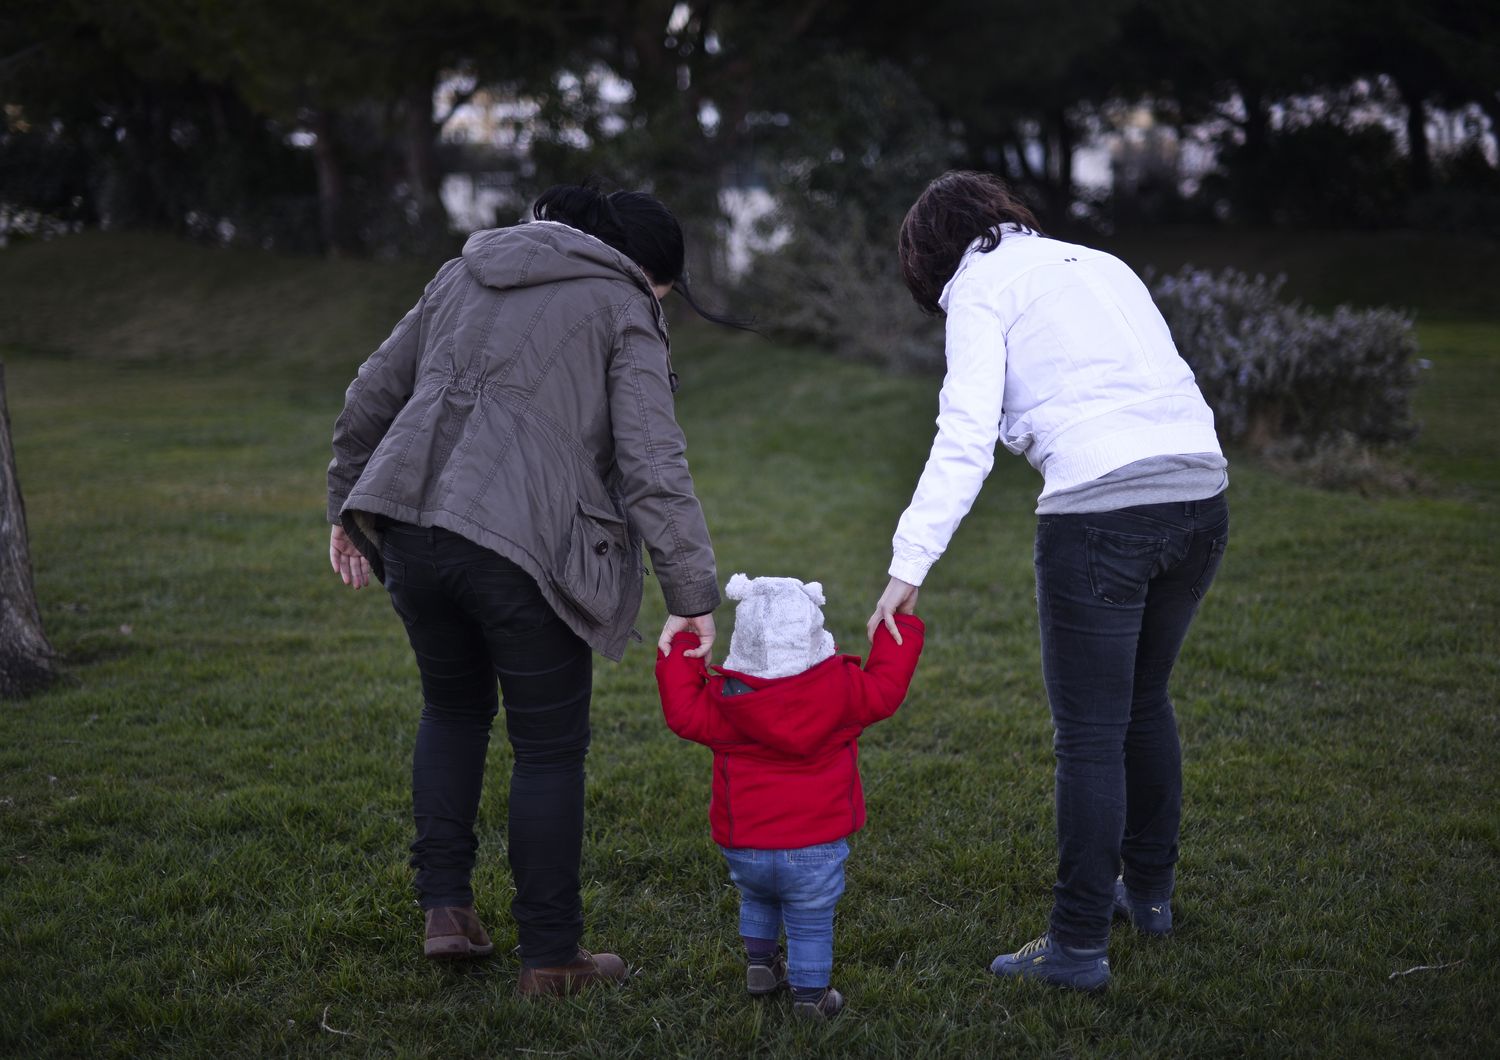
[
  {"x1": 1034, "y1": 493, "x2": 1229, "y2": 949},
  {"x1": 380, "y1": 523, "x2": 592, "y2": 968}
]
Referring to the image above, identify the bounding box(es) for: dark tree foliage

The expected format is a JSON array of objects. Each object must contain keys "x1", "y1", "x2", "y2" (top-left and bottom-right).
[
  {"x1": 1, "y1": 0, "x2": 573, "y2": 255},
  {"x1": 1, "y1": 0, "x2": 1496, "y2": 254}
]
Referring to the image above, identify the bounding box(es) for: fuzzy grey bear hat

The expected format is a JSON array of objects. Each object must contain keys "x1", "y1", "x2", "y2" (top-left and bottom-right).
[{"x1": 721, "y1": 573, "x2": 837, "y2": 680}]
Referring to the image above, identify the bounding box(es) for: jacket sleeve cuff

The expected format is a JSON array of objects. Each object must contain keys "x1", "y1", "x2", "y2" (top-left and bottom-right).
[
  {"x1": 662, "y1": 576, "x2": 721, "y2": 618},
  {"x1": 888, "y1": 554, "x2": 933, "y2": 587}
]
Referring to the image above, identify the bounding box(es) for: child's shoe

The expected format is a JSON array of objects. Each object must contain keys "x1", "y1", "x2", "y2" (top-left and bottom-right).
[
  {"x1": 1112, "y1": 876, "x2": 1174, "y2": 936},
  {"x1": 746, "y1": 951, "x2": 788, "y2": 996},
  {"x1": 989, "y1": 934, "x2": 1110, "y2": 992},
  {"x1": 791, "y1": 986, "x2": 845, "y2": 1021}
]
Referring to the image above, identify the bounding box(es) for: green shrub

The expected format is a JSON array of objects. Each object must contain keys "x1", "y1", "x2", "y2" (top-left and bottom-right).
[
  {"x1": 745, "y1": 207, "x2": 943, "y2": 373},
  {"x1": 1149, "y1": 267, "x2": 1423, "y2": 453}
]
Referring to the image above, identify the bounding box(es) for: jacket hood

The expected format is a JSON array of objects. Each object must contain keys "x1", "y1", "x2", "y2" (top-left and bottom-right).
[
  {"x1": 462, "y1": 220, "x2": 657, "y2": 298},
  {"x1": 711, "y1": 653, "x2": 857, "y2": 757}
]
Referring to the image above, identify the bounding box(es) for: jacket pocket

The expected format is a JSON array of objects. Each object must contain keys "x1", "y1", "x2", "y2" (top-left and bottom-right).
[{"x1": 553, "y1": 500, "x2": 628, "y2": 625}]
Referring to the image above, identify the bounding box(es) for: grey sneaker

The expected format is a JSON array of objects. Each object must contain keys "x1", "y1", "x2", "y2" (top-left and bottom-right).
[
  {"x1": 747, "y1": 953, "x2": 788, "y2": 996},
  {"x1": 989, "y1": 933, "x2": 1110, "y2": 992},
  {"x1": 1113, "y1": 876, "x2": 1174, "y2": 936},
  {"x1": 792, "y1": 986, "x2": 845, "y2": 1021}
]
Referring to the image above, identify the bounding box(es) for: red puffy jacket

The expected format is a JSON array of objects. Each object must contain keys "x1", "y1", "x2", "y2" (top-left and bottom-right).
[{"x1": 656, "y1": 616, "x2": 924, "y2": 849}]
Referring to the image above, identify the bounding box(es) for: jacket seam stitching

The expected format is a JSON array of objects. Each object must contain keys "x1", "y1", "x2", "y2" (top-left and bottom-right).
[
  {"x1": 615, "y1": 296, "x2": 686, "y2": 563},
  {"x1": 847, "y1": 744, "x2": 858, "y2": 832},
  {"x1": 721, "y1": 755, "x2": 734, "y2": 847},
  {"x1": 389, "y1": 275, "x2": 471, "y2": 491},
  {"x1": 433, "y1": 287, "x2": 507, "y2": 477},
  {"x1": 329, "y1": 300, "x2": 426, "y2": 509},
  {"x1": 444, "y1": 288, "x2": 572, "y2": 516},
  {"x1": 459, "y1": 301, "x2": 617, "y2": 522}
]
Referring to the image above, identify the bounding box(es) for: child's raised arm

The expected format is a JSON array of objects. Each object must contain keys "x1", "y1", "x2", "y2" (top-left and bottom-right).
[
  {"x1": 847, "y1": 614, "x2": 926, "y2": 727},
  {"x1": 656, "y1": 631, "x2": 741, "y2": 747}
]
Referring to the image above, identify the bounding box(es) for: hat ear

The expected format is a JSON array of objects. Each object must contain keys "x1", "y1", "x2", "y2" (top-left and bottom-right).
[
  {"x1": 725, "y1": 573, "x2": 752, "y2": 600},
  {"x1": 801, "y1": 581, "x2": 826, "y2": 606}
]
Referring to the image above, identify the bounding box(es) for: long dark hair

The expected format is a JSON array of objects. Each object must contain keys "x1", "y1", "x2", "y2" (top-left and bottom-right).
[
  {"x1": 533, "y1": 183, "x2": 751, "y2": 330},
  {"x1": 898, "y1": 171, "x2": 1043, "y2": 315}
]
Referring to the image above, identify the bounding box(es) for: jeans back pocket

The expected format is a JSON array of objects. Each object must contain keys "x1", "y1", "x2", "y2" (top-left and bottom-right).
[
  {"x1": 381, "y1": 556, "x2": 415, "y2": 624},
  {"x1": 1085, "y1": 528, "x2": 1167, "y2": 605},
  {"x1": 1191, "y1": 533, "x2": 1229, "y2": 601}
]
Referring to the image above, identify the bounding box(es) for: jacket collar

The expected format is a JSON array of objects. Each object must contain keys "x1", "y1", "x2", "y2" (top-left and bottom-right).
[{"x1": 938, "y1": 222, "x2": 1037, "y2": 311}]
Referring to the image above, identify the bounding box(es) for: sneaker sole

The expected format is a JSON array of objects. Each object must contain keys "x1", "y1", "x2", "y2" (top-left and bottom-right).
[
  {"x1": 747, "y1": 970, "x2": 786, "y2": 996},
  {"x1": 792, "y1": 988, "x2": 845, "y2": 1019},
  {"x1": 517, "y1": 971, "x2": 629, "y2": 997},
  {"x1": 990, "y1": 956, "x2": 1111, "y2": 993},
  {"x1": 993, "y1": 968, "x2": 1110, "y2": 994}
]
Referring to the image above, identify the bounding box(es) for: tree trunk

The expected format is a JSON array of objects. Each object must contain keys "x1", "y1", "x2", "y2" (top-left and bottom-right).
[
  {"x1": 0, "y1": 361, "x2": 57, "y2": 699},
  {"x1": 1049, "y1": 106, "x2": 1076, "y2": 219},
  {"x1": 1238, "y1": 84, "x2": 1273, "y2": 226},
  {"x1": 310, "y1": 108, "x2": 353, "y2": 257},
  {"x1": 1004, "y1": 124, "x2": 1042, "y2": 191},
  {"x1": 401, "y1": 79, "x2": 449, "y2": 252},
  {"x1": 1399, "y1": 81, "x2": 1432, "y2": 193}
]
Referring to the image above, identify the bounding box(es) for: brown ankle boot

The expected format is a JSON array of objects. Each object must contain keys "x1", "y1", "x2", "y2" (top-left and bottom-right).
[
  {"x1": 516, "y1": 948, "x2": 628, "y2": 997},
  {"x1": 423, "y1": 905, "x2": 495, "y2": 960}
]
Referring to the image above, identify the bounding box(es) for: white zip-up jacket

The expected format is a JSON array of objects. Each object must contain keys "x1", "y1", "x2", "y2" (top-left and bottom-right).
[{"x1": 890, "y1": 227, "x2": 1222, "y2": 586}]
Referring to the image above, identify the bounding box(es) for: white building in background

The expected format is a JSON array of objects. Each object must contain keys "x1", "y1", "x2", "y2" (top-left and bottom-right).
[
  {"x1": 436, "y1": 81, "x2": 541, "y2": 232},
  {"x1": 718, "y1": 184, "x2": 788, "y2": 277}
]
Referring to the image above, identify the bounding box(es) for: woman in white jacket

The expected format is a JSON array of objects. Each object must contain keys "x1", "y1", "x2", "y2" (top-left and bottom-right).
[{"x1": 868, "y1": 171, "x2": 1230, "y2": 992}]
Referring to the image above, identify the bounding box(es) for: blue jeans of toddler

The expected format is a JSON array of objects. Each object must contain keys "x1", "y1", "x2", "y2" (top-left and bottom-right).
[{"x1": 720, "y1": 840, "x2": 849, "y2": 989}]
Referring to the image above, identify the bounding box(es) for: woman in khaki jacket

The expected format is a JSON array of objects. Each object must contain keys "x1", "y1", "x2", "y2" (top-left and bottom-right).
[{"x1": 326, "y1": 185, "x2": 725, "y2": 996}]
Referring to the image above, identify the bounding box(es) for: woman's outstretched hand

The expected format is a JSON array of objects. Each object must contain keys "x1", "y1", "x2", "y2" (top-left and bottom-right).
[
  {"x1": 659, "y1": 612, "x2": 716, "y2": 659},
  {"x1": 867, "y1": 576, "x2": 920, "y2": 644},
  {"x1": 329, "y1": 524, "x2": 372, "y2": 590}
]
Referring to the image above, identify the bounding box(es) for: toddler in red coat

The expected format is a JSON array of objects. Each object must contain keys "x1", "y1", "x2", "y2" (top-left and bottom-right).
[{"x1": 656, "y1": 572, "x2": 924, "y2": 1020}]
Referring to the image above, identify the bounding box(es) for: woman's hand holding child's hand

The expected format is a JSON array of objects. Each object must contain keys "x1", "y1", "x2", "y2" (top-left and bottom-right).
[
  {"x1": 659, "y1": 613, "x2": 716, "y2": 659},
  {"x1": 867, "y1": 576, "x2": 919, "y2": 645}
]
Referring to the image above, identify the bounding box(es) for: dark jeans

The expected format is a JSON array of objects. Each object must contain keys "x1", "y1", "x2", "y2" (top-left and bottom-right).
[
  {"x1": 380, "y1": 522, "x2": 592, "y2": 968},
  {"x1": 1034, "y1": 493, "x2": 1229, "y2": 949}
]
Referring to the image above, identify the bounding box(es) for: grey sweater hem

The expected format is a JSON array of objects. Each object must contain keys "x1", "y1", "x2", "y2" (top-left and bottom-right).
[{"x1": 1036, "y1": 453, "x2": 1228, "y2": 515}]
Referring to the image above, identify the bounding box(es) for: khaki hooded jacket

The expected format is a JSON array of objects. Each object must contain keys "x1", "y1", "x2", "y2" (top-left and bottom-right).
[{"x1": 328, "y1": 220, "x2": 719, "y2": 660}]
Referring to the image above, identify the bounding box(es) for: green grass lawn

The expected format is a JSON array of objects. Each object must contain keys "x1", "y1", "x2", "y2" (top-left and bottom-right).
[{"x1": 1, "y1": 232, "x2": 1497, "y2": 1057}]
